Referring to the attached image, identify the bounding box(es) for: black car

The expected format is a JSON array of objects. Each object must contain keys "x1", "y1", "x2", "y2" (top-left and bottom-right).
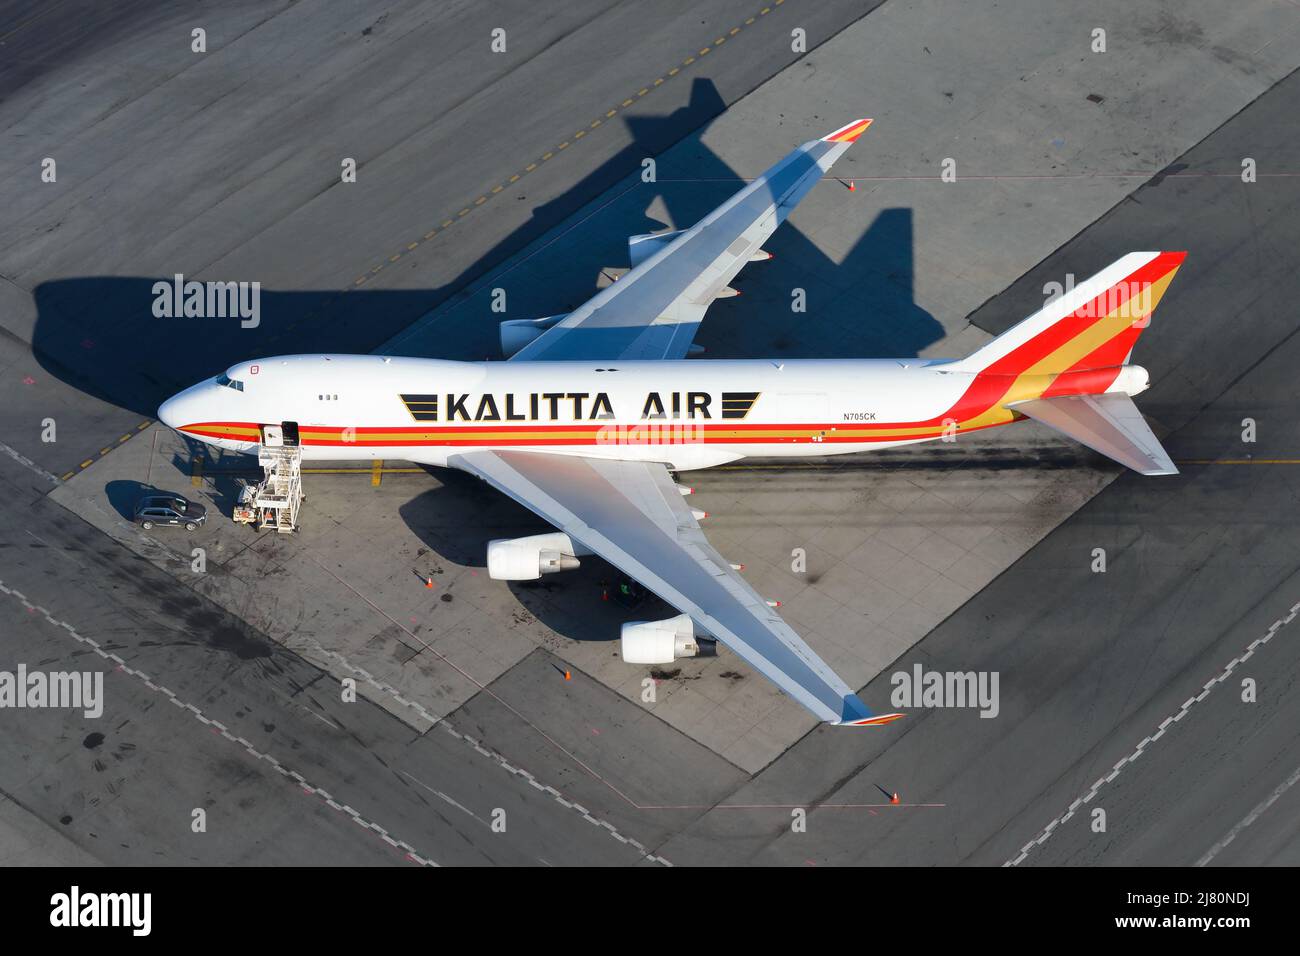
[{"x1": 133, "y1": 494, "x2": 207, "y2": 531}]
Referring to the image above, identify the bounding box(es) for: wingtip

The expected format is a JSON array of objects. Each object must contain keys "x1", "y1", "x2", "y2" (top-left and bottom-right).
[
  {"x1": 843, "y1": 712, "x2": 905, "y2": 727},
  {"x1": 822, "y1": 118, "x2": 873, "y2": 143}
]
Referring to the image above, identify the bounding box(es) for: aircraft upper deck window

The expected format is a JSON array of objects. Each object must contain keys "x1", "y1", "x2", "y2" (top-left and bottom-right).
[{"x1": 216, "y1": 373, "x2": 245, "y2": 392}]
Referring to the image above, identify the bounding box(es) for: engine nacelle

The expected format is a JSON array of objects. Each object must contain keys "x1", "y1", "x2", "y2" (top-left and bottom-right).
[
  {"x1": 500, "y1": 314, "x2": 568, "y2": 359},
  {"x1": 620, "y1": 614, "x2": 717, "y2": 664},
  {"x1": 487, "y1": 532, "x2": 580, "y2": 580}
]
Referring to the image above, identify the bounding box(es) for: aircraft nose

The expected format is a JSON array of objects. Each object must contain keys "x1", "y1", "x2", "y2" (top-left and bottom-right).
[
  {"x1": 158, "y1": 381, "x2": 207, "y2": 430},
  {"x1": 157, "y1": 395, "x2": 181, "y2": 428}
]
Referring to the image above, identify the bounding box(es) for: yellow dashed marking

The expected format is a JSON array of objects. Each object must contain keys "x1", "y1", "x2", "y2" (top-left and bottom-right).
[
  {"x1": 310, "y1": 0, "x2": 782, "y2": 380},
  {"x1": 80, "y1": 460, "x2": 93, "y2": 469},
  {"x1": 99, "y1": 447, "x2": 111, "y2": 456},
  {"x1": 61, "y1": 472, "x2": 73, "y2": 481},
  {"x1": 137, "y1": 422, "x2": 151, "y2": 431},
  {"x1": 118, "y1": 435, "x2": 131, "y2": 443}
]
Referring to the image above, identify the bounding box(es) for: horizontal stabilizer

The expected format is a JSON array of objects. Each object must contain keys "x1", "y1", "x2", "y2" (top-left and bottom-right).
[{"x1": 1010, "y1": 393, "x2": 1178, "y2": 476}]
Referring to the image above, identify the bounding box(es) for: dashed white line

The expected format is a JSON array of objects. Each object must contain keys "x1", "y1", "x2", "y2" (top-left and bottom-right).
[
  {"x1": 1, "y1": 576, "x2": 438, "y2": 867},
  {"x1": 307, "y1": 556, "x2": 671, "y2": 863},
  {"x1": 300, "y1": 637, "x2": 442, "y2": 727},
  {"x1": 438, "y1": 723, "x2": 671, "y2": 865},
  {"x1": 8, "y1": 572, "x2": 669, "y2": 866},
  {"x1": 0, "y1": 440, "x2": 59, "y2": 484},
  {"x1": 1005, "y1": 599, "x2": 1300, "y2": 866},
  {"x1": 1196, "y1": 761, "x2": 1300, "y2": 866}
]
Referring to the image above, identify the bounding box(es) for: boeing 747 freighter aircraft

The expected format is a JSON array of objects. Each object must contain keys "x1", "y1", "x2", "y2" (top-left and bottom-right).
[{"x1": 160, "y1": 119, "x2": 1185, "y2": 726}]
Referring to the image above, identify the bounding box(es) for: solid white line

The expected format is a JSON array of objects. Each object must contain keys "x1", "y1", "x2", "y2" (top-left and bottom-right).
[{"x1": 1196, "y1": 762, "x2": 1300, "y2": 866}]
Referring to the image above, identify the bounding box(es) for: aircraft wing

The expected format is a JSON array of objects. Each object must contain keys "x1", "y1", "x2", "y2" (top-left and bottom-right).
[
  {"x1": 509, "y1": 119, "x2": 873, "y2": 363},
  {"x1": 448, "y1": 448, "x2": 902, "y2": 726},
  {"x1": 1009, "y1": 393, "x2": 1178, "y2": 476}
]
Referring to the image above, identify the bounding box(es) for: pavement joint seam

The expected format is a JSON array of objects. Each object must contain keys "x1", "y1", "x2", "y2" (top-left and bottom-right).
[
  {"x1": 0, "y1": 576, "x2": 439, "y2": 867},
  {"x1": 58, "y1": 420, "x2": 152, "y2": 482},
  {"x1": 95, "y1": 550, "x2": 666, "y2": 864},
  {"x1": 307, "y1": 554, "x2": 672, "y2": 863},
  {"x1": 1005, "y1": 598, "x2": 1300, "y2": 866},
  {"x1": 17, "y1": 530, "x2": 672, "y2": 865}
]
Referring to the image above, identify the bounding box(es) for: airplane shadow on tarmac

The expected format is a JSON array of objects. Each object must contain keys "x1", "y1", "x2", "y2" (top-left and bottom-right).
[
  {"x1": 30, "y1": 78, "x2": 943, "y2": 419},
  {"x1": 31, "y1": 78, "x2": 943, "y2": 644},
  {"x1": 396, "y1": 470, "x2": 681, "y2": 644}
]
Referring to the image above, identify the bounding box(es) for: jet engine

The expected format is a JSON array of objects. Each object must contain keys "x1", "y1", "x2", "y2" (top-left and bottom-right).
[
  {"x1": 620, "y1": 613, "x2": 717, "y2": 664},
  {"x1": 487, "y1": 532, "x2": 581, "y2": 581}
]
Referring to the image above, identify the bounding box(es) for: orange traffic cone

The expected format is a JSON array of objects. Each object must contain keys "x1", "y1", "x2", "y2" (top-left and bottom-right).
[
  {"x1": 564, "y1": 670, "x2": 571, "y2": 681},
  {"x1": 890, "y1": 792, "x2": 901, "y2": 805},
  {"x1": 425, "y1": 577, "x2": 434, "y2": 589}
]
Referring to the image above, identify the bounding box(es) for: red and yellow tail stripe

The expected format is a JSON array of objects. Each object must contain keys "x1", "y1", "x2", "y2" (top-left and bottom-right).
[{"x1": 885, "y1": 250, "x2": 1185, "y2": 437}]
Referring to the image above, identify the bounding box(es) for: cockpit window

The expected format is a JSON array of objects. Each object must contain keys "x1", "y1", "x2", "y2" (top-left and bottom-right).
[{"x1": 216, "y1": 373, "x2": 245, "y2": 392}]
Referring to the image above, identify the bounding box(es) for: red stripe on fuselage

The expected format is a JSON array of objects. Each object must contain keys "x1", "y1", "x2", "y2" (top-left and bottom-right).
[{"x1": 179, "y1": 420, "x2": 1011, "y2": 447}]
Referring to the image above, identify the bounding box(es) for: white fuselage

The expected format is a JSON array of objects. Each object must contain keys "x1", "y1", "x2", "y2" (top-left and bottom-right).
[{"x1": 158, "y1": 354, "x2": 1145, "y2": 470}]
